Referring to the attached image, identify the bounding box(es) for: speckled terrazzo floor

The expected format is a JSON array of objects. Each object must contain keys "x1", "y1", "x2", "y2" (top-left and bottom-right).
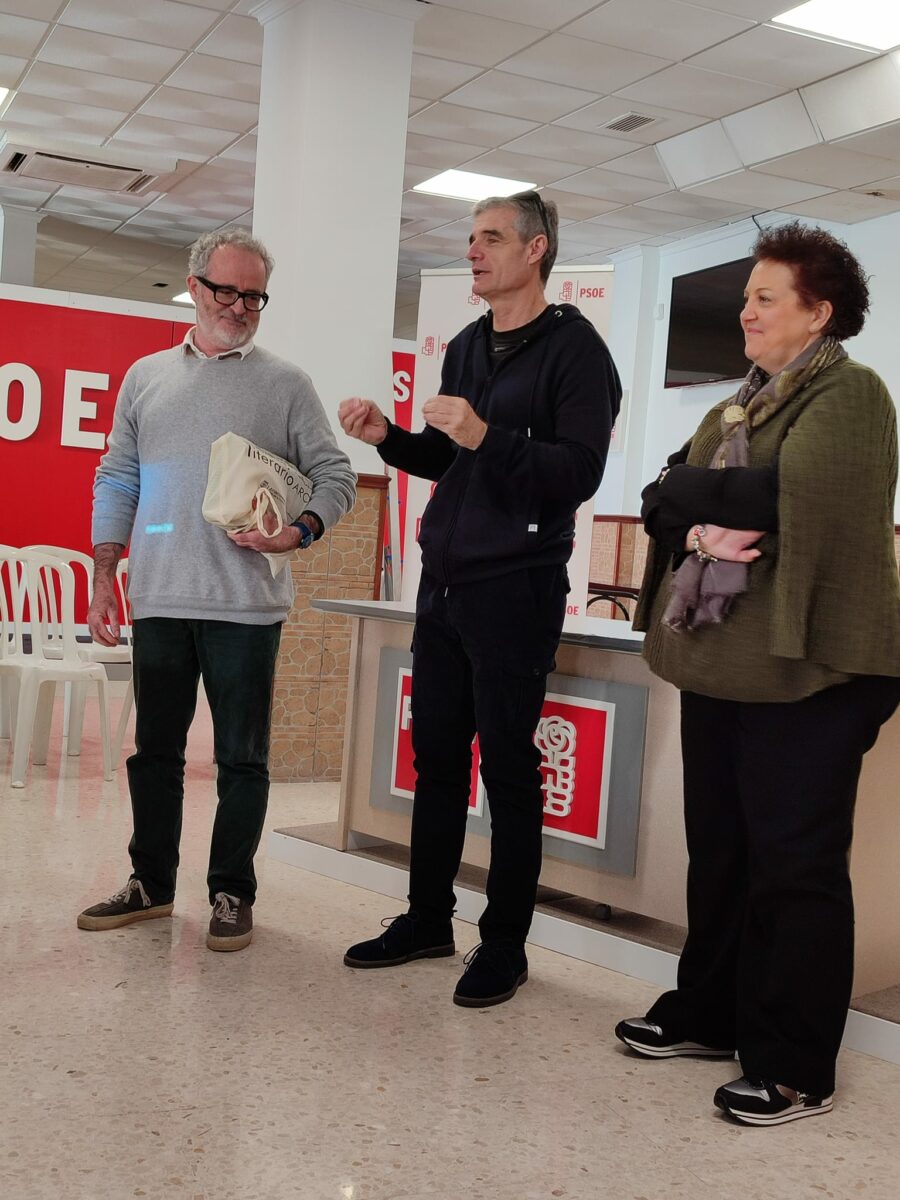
[{"x1": 3, "y1": 698, "x2": 900, "y2": 1200}]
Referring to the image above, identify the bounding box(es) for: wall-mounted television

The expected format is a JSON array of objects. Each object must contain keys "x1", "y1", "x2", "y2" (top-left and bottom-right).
[{"x1": 664, "y1": 255, "x2": 753, "y2": 388}]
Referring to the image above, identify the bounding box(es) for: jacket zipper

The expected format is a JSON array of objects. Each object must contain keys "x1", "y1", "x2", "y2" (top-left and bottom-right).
[{"x1": 438, "y1": 325, "x2": 547, "y2": 584}]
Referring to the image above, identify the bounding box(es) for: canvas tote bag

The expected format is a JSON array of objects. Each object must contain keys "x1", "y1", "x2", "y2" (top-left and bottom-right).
[{"x1": 202, "y1": 432, "x2": 313, "y2": 577}]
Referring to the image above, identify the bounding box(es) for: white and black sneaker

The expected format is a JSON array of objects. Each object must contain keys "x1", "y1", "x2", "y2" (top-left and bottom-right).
[
  {"x1": 714, "y1": 1076, "x2": 834, "y2": 1126},
  {"x1": 615, "y1": 1017, "x2": 735, "y2": 1059}
]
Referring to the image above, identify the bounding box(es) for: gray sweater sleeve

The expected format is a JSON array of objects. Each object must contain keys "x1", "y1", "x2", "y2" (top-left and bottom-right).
[{"x1": 91, "y1": 367, "x2": 141, "y2": 548}]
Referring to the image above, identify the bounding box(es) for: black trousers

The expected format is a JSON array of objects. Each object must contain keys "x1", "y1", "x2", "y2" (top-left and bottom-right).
[
  {"x1": 127, "y1": 617, "x2": 282, "y2": 906},
  {"x1": 648, "y1": 675, "x2": 900, "y2": 1096},
  {"x1": 407, "y1": 567, "x2": 568, "y2": 945}
]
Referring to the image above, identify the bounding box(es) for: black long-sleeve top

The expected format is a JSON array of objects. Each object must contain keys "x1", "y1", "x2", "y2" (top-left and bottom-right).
[{"x1": 378, "y1": 303, "x2": 621, "y2": 585}]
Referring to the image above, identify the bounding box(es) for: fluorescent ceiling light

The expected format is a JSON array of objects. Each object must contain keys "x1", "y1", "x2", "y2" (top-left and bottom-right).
[
  {"x1": 172, "y1": 291, "x2": 194, "y2": 304},
  {"x1": 772, "y1": 1, "x2": 900, "y2": 50},
  {"x1": 413, "y1": 169, "x2": 535, "y2": 202}
]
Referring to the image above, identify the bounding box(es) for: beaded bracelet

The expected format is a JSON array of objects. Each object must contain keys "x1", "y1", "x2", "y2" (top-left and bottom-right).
[{"x1": 691, "y1": 524, "x2": 718, "y2": 563}]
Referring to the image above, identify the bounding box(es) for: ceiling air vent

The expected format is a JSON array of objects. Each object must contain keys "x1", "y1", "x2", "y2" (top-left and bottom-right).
[
  {"x1": 0, "y1": 130, "x2": 176, "y2": 196},
  {"x1": 601, "y1": 112, "x2": 657, "y2": 134}
]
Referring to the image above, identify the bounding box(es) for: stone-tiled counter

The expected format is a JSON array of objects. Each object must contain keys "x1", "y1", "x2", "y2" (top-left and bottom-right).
[{"x1": 269, "y1": 474, "x2": 388, "y2": 781}]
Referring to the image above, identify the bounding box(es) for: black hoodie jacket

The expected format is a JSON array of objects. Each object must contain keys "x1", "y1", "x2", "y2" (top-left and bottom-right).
[{"x1": 378, "y1": 303, "x2": 621, "y2": 585}]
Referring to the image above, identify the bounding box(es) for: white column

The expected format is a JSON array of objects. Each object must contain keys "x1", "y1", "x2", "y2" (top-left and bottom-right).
[
  {"x1": 250, "y1": 0, "x2": 422, "y2": 472},
  {"x1": 0, "y1": 206, "x2": 40, "y2": 286}
]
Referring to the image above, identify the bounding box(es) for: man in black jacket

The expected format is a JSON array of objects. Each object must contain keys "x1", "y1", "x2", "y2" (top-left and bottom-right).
[{"x1": 339, "y1": 191, "x2": 621, "y2": 1006}]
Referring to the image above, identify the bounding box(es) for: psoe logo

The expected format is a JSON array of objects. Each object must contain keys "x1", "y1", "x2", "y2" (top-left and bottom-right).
[
  {"x1": 467, "y1": 290, "x2": 482, "y2": 305},
  {"x1": 558, "y1": 279, "x2": 573, "y2": 302},
  {"x1": 534, "y1": 694, "x2": 615, "y2": 849},
  {"x1": 579, "y1": 286, "x2": 606, "y2": 299},
  {"x1": 421, "y1": 335, "x2": 435, "y2": 356}
]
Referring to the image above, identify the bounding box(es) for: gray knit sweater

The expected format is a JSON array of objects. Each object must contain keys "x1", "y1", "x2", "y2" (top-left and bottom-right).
[{"x1": 92, "y1": 344, "x2": 357, "y2": 623}]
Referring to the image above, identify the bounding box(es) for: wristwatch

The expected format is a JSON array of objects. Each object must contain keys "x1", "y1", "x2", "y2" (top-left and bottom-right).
[{"x1": 292, "y1": 521, "x2": 315, "y2": 550}]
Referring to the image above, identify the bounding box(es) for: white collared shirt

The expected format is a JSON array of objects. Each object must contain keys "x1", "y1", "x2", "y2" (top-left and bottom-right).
[{"x1": 182, "y1": 327, "x2": 255, "y2": 360}]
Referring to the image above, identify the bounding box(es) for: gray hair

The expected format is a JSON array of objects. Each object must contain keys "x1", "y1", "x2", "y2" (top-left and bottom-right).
[
  {"x1": 188, "y1": 227, "x2": 275, "y2": 283},
  {"x1": 472, "y1": 191, "x2": 559, "y2": 283}
]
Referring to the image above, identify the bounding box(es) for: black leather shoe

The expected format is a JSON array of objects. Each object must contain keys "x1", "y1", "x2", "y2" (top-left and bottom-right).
[
  {"x1": 343, "y1": 912, "x2": 455, "y2": 968},
  {"x1": 452, "y1": 941, "x2": 528, "y2": 1008},
  {"x1": 615, "y1": 1017, "x2": 735, "y2": 1059}
]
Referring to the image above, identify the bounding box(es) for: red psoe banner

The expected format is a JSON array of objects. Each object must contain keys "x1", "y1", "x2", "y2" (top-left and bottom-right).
[{"x1": 389, "y1": 670, "x2": 612, "y2": 845}]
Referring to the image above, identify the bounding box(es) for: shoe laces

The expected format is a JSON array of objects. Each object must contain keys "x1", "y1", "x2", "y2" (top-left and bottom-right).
[
  {"x1": 212, "y1": 892, "x2": 241, "y2": 924},
  {"x1": 109, "y1": 879, "x2": 150, "y2": 909},
  {"x1": 462, "y1": 941, "x2": 516, "y2": 973}
]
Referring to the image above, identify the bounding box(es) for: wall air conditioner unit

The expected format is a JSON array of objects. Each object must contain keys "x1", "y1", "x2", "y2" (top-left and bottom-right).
[{"x1": 0, "y1": 131, "x2": 176, "y2": 195}]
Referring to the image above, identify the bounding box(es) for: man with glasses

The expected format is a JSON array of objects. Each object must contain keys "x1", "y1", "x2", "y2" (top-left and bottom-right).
[
  {"x1": 339, "y1": 192, "x2": 621, "y2": 1006},
  {"x1": 78, "y1": 228, "x2": 356, "y2": 951}
]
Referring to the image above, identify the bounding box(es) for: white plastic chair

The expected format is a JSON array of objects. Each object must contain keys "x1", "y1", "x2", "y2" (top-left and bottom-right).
[
  {"x1": 0, "y1": 547, "x2": 113, "y2": 788},
  {"x1": 24, "y1": 546, "x2": 131, "y2": 757}
]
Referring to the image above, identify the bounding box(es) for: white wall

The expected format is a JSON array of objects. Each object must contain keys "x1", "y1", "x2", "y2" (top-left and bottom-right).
[{"x1": 612, "y1": 211, "x2": 900, "y2": 521}]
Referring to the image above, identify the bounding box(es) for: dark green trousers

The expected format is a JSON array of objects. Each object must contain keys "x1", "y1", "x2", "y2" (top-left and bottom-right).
[{"x1": 126, "y1": 617, "x2": 282, "y2": 906}]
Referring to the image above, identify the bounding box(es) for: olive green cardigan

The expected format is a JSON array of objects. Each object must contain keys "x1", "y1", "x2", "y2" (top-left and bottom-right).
[{"x1": 635, "y1": 358, "x2": 900, "y2": 702}]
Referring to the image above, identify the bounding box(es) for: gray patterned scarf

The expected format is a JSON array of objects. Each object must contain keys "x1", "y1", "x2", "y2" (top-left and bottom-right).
[{"x1": 663, "y1": 335, "x2": 847, "y2": 632}]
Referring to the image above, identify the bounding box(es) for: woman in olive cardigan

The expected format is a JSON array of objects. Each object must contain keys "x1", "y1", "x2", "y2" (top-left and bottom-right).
[{"x1": 615, "y1": 222, "x2": 900, "y2": 1126}]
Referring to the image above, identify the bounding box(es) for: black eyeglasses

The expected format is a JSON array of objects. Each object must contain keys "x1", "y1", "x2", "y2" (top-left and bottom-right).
[
  {"x1": 513, "y1": 190, "x2": 552, "y2": 243},
  {"x1": 195, "y1": 275, "x2": 269, "y2": 312}
]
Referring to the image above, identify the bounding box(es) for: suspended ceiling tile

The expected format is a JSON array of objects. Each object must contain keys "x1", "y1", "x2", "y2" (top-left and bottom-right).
[
  {"x1": 427, "y1": 0, "x2": 597, "y2": 25},
  {"x1": 409, "y1": 97, "x2": 430, "y2": 117},
  {"x1": 397, "y1": 246, "x2": 461, "y2": 271},
  {"x1": 38, "y1": 25, "x2": 184, "y2": 83},
  {"x1": 410, "y1": 54, "x2": 483, "y2": 101},
  {"x1": 657, "y1": 121, "x2": 742, "y2": 188},
  {"x1": 408, "y1": 101, "x2": 539, "y2": 148},
  {"x1": 0, "y1": 181, "x2": 55, "y2": 205},
  {"x1": 753, "y1": 144, "x2": 900, "y2": 189},
  {"x1": 196, "y1": 13, "x2": 263, "y2": 65},
  {"x1": 445, "y1": 70, "x2": 600, "y2": 124},
  {"x1": 588, "y1": 205, "x2": 706, "y2": 234},
  {"x1": 784, "y1": 191, "x2": 900, "y2": 223},
  {"x1": 0, "y1": 54, "x2": 27, "y2": 89},
  {"x1": 0, "y1": 13, "x2": 48, "y2": 58},
  {"x1": 1, "y1": 93, "x2": 126, "y2": 141},
  {"x1": 400, "y1": 191, "x2": 474, "y2": 223},
  {"x1": 555, "y1": 97, "x2": 706, "y2": 144},
  {"x1": 111, "y1": 114, "x2": 239, "y2": 160},
  {"x1": 167, "y1": 53, "x2": 261, "y2": 104},
  {"x1": 851, "y1": 174, "x2": 900, "y2": 199},
  {"x1": 686, "y1": 24, "x2": 875, "y2": 90},
  {"x1": 722, "y1": 92, "x2": 819, "y2": 166},
  {"x1": 405, "y1": 132, "x2": 491, "y2": 170},
  {"x1": 58, "y1": 0, "x2": 220, "y2": 52},
  {"x1": 565, "y1": 0, "x2": 754, "y2": 60},
  {"x1": 502, "y1": 125, "x2": 643, "y2": 167},
  {"x1": 557, "y1": 219, "x2": 632, "y2": 247},
  {"x1": 459, "y1": 148, "x2": 586, "y2": 186},
  {"x1": 616, "y1": 63, "x2": 783, "y2": 119},
  {"x1": 45, "y1": 190, "x2": 148, "y2": 220},
  {"x1": 553, "y1": 166, "x2": 671, "y2": 203},
  {"x1": 838, "y1": 124, "x2": 900, "y2": 161},
  {"x1": 0, "y1": 0, "x2": 61, "y2": 17},
  {"x1": 801, "y1": 55, "x2": 900, "y2": 143},
  {"x1": 216, "y1": 132, "x2": 257, "y2": 164},
  {"x1": 139, "y1": 85, "x2": 258, "y2": 134},
  {"x1": 17, "y1": 61, "x2": 155, "y2": 111},
  {"x1": 601, "y1": 146, "x2": 670, "y2": 183},
  {"x1": 538, "y1": 189, "x2": 627, "y2": 220},
  {"x1": 637, "y1": 190, "x2": 753, "y2": 219},
  {"x1": 413, "y1": 7, "x2": 545, "y2": 69},
  {"x1": 501, "y1": 34, "x2": 672, "y2": 94},
  {"x1": 689, "y1": 0, "x2": 783, "y2": 14},
  {"x1": 685, "y1": 169, "x2": 831, "y2": 207}
]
